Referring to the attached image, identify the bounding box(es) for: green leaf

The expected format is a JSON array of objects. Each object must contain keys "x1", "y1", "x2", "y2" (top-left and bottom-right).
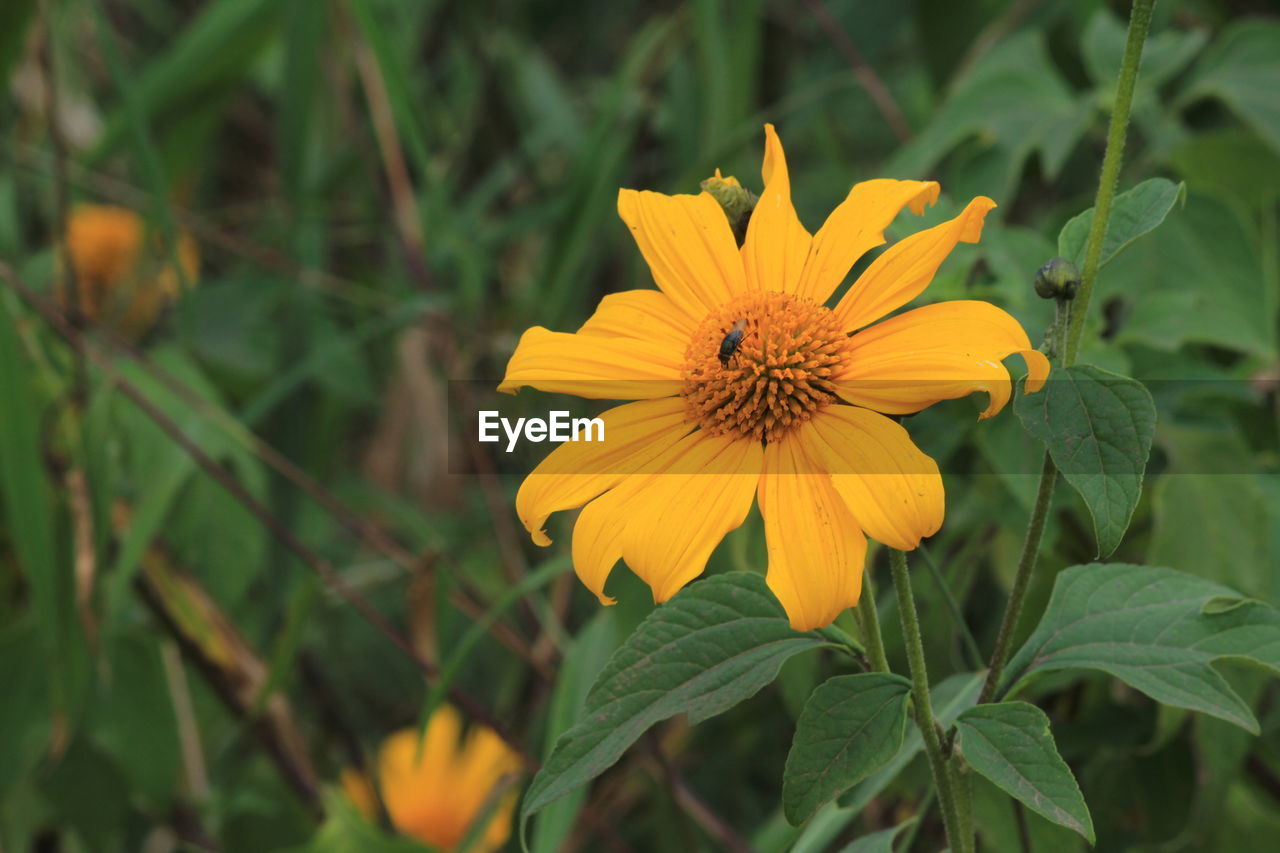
[
  {"x1": 1184, "y1": 20, "x2": 1280, "y2": 155},
  {"x1": 1002, "y1": 564, "x2": 1280, "y2": 732},
  {"x1": 520, "y1": 572, "x2": 824, "y2": 824},
  {"x1": 531, "y1": 612, "x2": 619, "y2": 853},
  {"x1": 782, "y1": 673, "x2": 912, "y2": 824},
  {"x1": 889, "y1": 31, "x2": 1089, "y2": 197},
  {"x1": 1057, "y1": 178, "x2": 1185, "y2": 270},
  {"x1": 1015, "y1": 364, "x2": 1156, "y2": 557},
  {"x1": 1101, "y1": 193, "x2": 1275, "y2": 356},
  {"x1": 834, "y1": 818, "x2": 917, "y2": 853},
  {"x1": 956, "y1": 702, "x2": 1095, "y2": 842},
  {"x1": 837, "y1": 671, "x2": 984, "y2": 812}
]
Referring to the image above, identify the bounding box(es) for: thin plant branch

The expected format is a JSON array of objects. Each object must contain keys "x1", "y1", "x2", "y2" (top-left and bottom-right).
[{"x1": 801, "y1": 0, "x2": 913, "y2": 142}]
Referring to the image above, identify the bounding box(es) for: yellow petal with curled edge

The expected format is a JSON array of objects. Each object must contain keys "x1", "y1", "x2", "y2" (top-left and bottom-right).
[
  {"x1": 794, "y1": 179, "x2": 940, "y2": 304},
  {"x1": 614, "y1": 430, "x2": 762, "y2": 603},
  {"x1": 515, "y1": 398, "x2": 691, "y2": 546},
  {"x1": 833, "y1": 196, "x2": 997, "y2": 331},
  {"x1": 759, "y1": 428, "x2": 867, "y2": 631},
  {"x1": 834, "y1": 300, "x2": 1049, "y2": 418},
  {"x1": 805, "y1": 406, "x2": 945, "y2": 551}
]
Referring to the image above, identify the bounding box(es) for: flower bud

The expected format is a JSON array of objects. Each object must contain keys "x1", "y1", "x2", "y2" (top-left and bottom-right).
[
  {"x1": 1034, "y1": 257, "x2": 1080, "y2": 300},
  {"x1": 700, "y1": 170, "x2": 757, "y2": 245}
]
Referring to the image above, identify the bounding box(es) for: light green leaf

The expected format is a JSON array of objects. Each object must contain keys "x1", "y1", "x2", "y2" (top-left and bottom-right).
[
  {"x1": 1184, "y1": 20, "x2": 1280, "y2": 155},
  {"x1": 956, "y1": 702, "x2": 1094, "y2": 842},
  {"x1": 1002, "y1": 564, "x2": 1280, "y2": 732},
  {"x1": 834, "y1": 818, "x2": 917, "y2": 853},
  {"x1": 1015, "y1": 364, "x2": 1156, "y2": 556},
  {"x1": 520, "y1": 572, "x2": 824, "y2": 825},
  {"x1": 782, "y1": 673, "x2": 912, "y2": 824},
  {"x1": 1057, "y1": 178, "x2": 1185, "y2": 269}
]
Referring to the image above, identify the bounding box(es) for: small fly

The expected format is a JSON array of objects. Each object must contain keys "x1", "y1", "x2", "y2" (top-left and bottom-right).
[{"x1": 718, "y1": 318, "x2": 747, "y2": 366}]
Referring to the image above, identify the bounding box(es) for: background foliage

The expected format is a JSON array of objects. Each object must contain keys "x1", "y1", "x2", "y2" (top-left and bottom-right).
[{"x1": 2, "y1": 0, "x2": 1279, "y2": 851}]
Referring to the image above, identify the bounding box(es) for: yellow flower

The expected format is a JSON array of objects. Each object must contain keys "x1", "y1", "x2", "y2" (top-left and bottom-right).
[
  {"x1": 343, "y1": 706, "x2": 520, "y2": 852},
  {"x1": 57, "y1": 204, "x2": 198, "y2": 339},
  {"x1": 500, "y1": 125, "x2": 1049, "y2": 631}
]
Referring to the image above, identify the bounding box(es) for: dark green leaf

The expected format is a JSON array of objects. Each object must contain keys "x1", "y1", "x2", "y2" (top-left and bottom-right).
[
  {"x1": 838, "y1": 672, "x2": 984, "y2": 812},
  {"x1": 1016, "y1": 364, "x2": 1155, "y2": 556},
  {"x1": 782, "y1": 673, "x2": 912, "y2": 824},
  {"x1": 956, "y1": 702, "x2": 1094, "y2": 842},
  {"x1": 1002, "y1": 564, "x2": 1280, "y2": 732},
  {"x1": 1057, "y1": 178, "x2": 1185, "y2": 270},
  {"x1": 521, "y1": 572, "x2": 824, "y2": 823}
]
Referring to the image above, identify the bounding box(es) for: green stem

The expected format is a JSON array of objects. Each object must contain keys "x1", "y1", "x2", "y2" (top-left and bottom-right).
[
  {"x1": 981, "y1": 0, "x2": 1153, "y2": 705},
  {"x1": 856, "y1": 561, "x2": 890, "y2": 673},
  {"x1": 979, "y1": 453, "x2": 1057, "y2": 704},
  {"x1": 890, "y1": 549, "x2": 972, "y2": 853},
  {"x1": 1062, "y1": 0, "x2": 1155, "y2": 365},
  {"x1": 949, "y1": 754, "x2": 974, "y2": 848}
]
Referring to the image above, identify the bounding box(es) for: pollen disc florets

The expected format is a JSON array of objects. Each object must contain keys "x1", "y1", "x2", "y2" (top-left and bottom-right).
[{"x1": 683, "y1": 291, "x2": 852, "y2": 442}]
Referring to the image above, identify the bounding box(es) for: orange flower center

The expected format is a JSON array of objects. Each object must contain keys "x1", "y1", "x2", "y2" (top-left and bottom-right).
[{"x1": 682, "y1": 291, "x2": 852, "y2": 442}]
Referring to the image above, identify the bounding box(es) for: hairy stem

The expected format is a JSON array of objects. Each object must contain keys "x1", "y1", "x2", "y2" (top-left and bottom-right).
[
  {"x1": 856, "y1": 562, "x2": 891, "y2": 673},
  {"x1": 890, "y1": 549, "x2": 971, "y2": 853},
  {"x1": 980, "y1": 453, "x2": 1058, "y2": 704},
  {"x1": 981, "y1": 0, "x2": 1153, "y2": 704},
  {"x1": 1063, "y1": 0, "x2": 1155, "y2": 364}
]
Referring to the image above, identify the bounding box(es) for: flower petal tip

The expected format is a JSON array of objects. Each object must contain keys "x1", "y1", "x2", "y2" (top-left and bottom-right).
[
  {"x1": 1020, "y1": 349, "x2": 1051, "y2": 394},
  {"x1": 907, "y1": 182, "x2": 942, "y2": 216},
  {"x1": 958, "y1": 196, "x2": 999, "y2": 243}
]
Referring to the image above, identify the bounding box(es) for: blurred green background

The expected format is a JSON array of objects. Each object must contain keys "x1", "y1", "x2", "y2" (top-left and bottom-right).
[{"x1": 1, "y1": 0, "x2": 1279, "y2": 851}]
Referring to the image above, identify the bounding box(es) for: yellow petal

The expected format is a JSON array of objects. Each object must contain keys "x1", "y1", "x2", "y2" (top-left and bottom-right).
[
  {"x1": 832, "y1": 196, "x2": 997, "y2": 331},
  {"x1": 498, "y1": 325, "x2": 683, "y2": 399},
  {"x1": 577, "y1": 288, "x2": 697, "y2": 351},
  {"x1": 805, "y1": 407, "x2": 944, "y2": 551},
  {"x1": 617, "y1": 188, "x2": 746, "y2": 320},
  {"x1": 619, "y1": 430, "x2": 762, "y2": 602},
  {"x1": 379, "y1": 710, "x2": 463, "y2": 843},
  {"x1": 759, "y1": 431, "x2": 867, "y2": 631},
  {"x1": 516, "y1": 399, "x2": 692, "y2": 546},
  {"x1": 835, "y1": 300, "x2": 1049, "y2": 418},
  {"x1": 794, "y1": 179, "x2": 940, "y2": 304},
  {"x1": 453, "y1": 725, "x2": 521, "y2": 852},
  {"x1": 742, "y1": 124, "x2": 812, "y2": 294},
  {"x1": 568, "y1": 427, "x2": 726, "y2": 604},
  {"x1": 571, "y1": 483, "x2": 632, "y2": 605}
]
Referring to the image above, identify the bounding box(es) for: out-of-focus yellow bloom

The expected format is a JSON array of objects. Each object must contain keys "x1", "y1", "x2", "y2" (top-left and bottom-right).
[
  {"x1": 342, "y1": 706, "x2": 520, "y2": 852},
  {"x1": 57, "y1": 204, "x2": 198, "y2": 339}
]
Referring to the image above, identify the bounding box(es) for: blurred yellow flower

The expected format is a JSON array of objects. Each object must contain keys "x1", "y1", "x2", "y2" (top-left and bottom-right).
[
  {"x1": 57, "y1": 204, "x2": 198, "y2": 339},
  {"x1": 500, "y1": 124, "x2": 1048, "y2": 631},
  {"x1": 343, "y1": 706, "x2": 520, "y2": 852}
]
